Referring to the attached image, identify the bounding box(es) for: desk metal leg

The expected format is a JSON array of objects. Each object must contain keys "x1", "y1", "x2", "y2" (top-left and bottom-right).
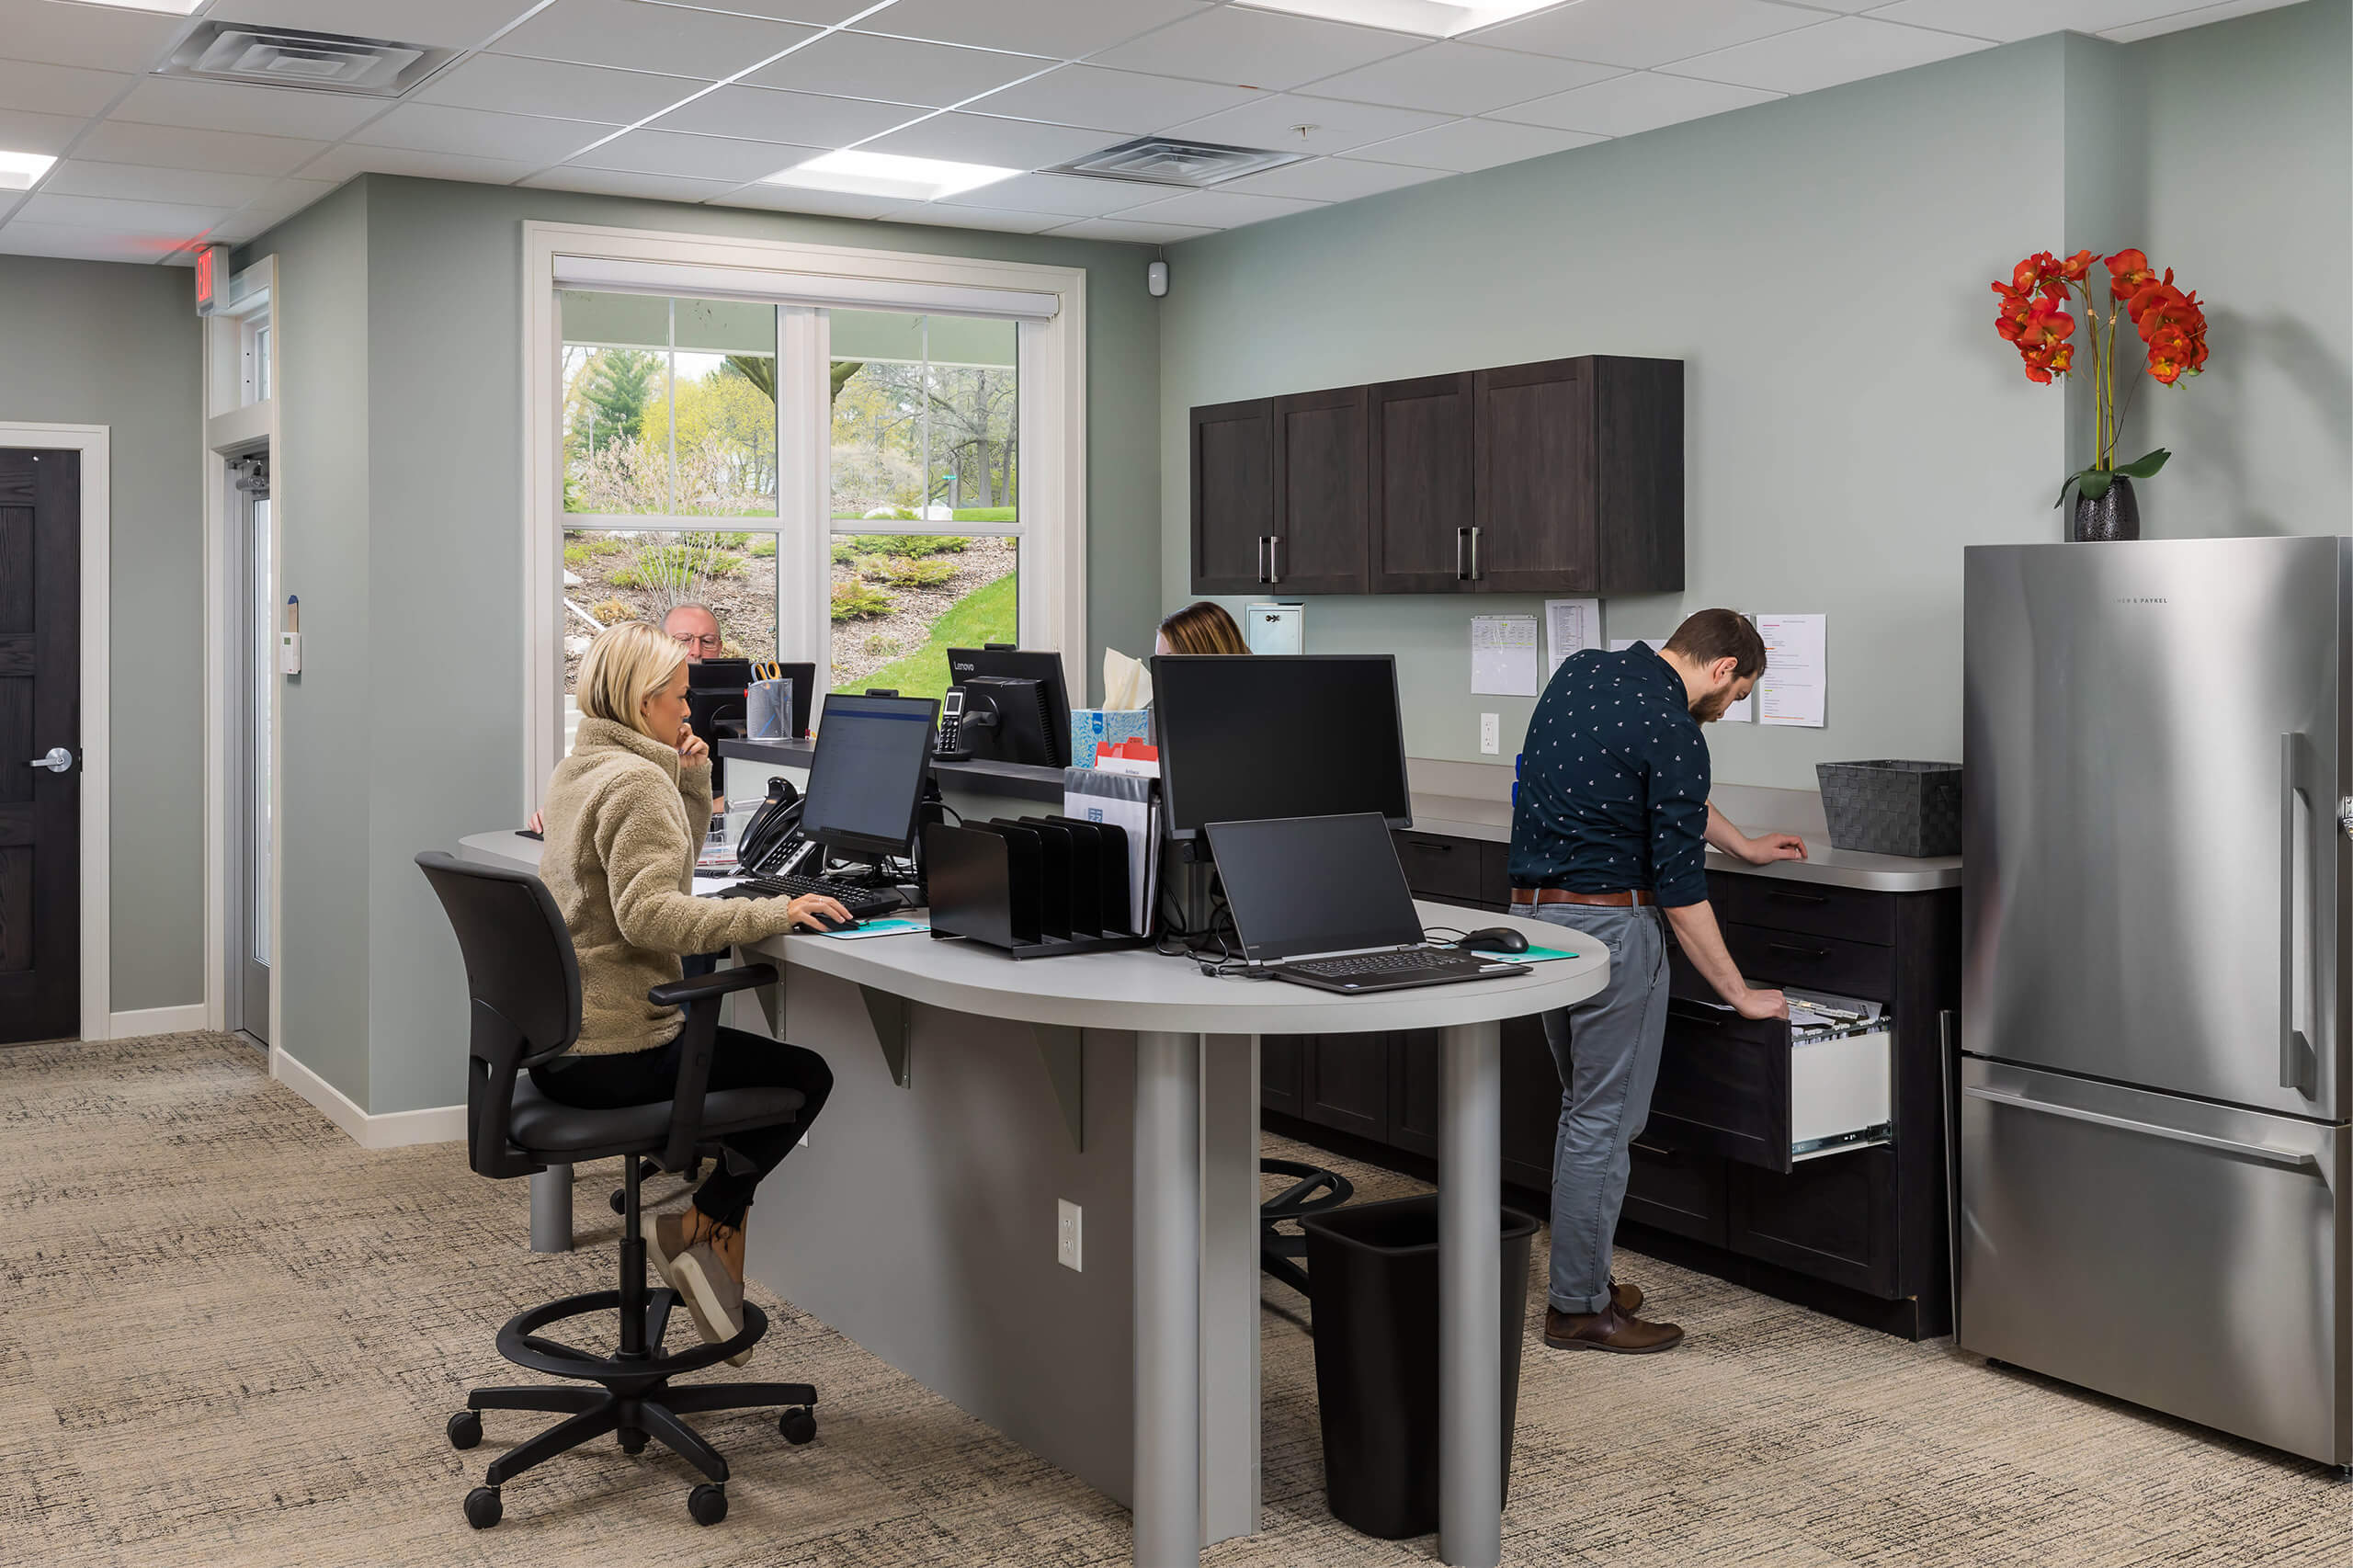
[
  {"x1": 1133, "y1": 1029, "x2": 1202, "y2": 1568},
  {"x1": 529, "y1": 1164, "x2": 574, "y2": 1253},
  {"x1": 1438, "y1": 1019, "x2": 1503, "y2": 1568}
]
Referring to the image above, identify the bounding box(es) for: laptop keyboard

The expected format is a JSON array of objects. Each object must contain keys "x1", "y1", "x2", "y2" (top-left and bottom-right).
[{"x1": 1286, "y1": 949, "x2": 1487, "y2": 980}]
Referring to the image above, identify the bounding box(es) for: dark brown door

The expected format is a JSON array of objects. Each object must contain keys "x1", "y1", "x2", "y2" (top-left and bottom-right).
[
  {"x1": 1189, "y1": 398, "x2": 1274, "y2": 594},
  {"x1": 1261, "y1": 1033, "x2": 1306, "y2": 1119},
  {"x1": 1302, "y1": 1033, "x2": 1388, "y2": 1141},
  {"x1": 0, "y1": 449, "x2": 79, "y2": 1044},
  {"x1": 1268, "y1": 386, "x2": 1369, "y2": 594},
  {"x1": 1474, "y1": 358, "x2": 1597, "y2": 593},
  {"x1": 1368, "y1": 372, "x2": 1473, "y2": 593}
]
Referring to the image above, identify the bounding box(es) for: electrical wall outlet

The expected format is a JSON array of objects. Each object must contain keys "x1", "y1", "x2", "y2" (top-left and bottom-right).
[
  {"x1": 1480, "y1": 712, "x2": 1500, "y2": 755},
  {"x1": 1057, "y1": 1199, "x2": 1083, "y2": 1272}
]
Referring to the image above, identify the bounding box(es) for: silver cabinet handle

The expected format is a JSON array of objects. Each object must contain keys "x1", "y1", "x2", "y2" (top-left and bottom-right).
[
  {"x1": 1963, "y1": 1085, "x2": 2321, "y2": 1172},
  {"x1": 1267, "y1": 533, "x2": 1281, "y2": 585},
  {"x1": 1468, "y1": 525, "x2": 1481, "y2": 581},
  {"x1": 1255, "y1": 535, "x2": 1268, "y2": 584},
  {"x1": 1455, "y1": 527, "x2": 1471, "y2": 582},
  {"x1": 28, "y1": 747, "x2": 70, "y2": 773},
  {"x1": 2281, "y1": 732, "x2": 2315, "y2": 1096}
]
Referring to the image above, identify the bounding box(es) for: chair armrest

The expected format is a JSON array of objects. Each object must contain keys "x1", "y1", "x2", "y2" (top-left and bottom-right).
[{"x1": 647, "y1": 962, "x2": 778, "y2": 1008}]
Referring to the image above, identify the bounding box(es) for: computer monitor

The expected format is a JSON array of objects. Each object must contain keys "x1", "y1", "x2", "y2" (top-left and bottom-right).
[
  {"x1": 1152, "y1": 653, "x2": 1411, "y2": 839},
  {"x1": 687, "y1": 656, "x2": 754, "y2": 690},
  {"x1": 800, "y1": 692, "x2": 939, "y2": 859},
  {"x1": 961, "y1": 676, "x2": 1058, "y2": 769},
  {"x1": 947, "y1": 645, "x2": 1072, "y2": 767}
]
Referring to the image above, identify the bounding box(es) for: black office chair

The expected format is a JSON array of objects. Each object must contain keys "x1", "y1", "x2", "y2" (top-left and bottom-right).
[
  {"x1": 1259, "y1": 1157, "x2": 1354, "y2": 1301},
  {"x1": 415, "y1": 851, "x2": 820, "y2": 1530}
]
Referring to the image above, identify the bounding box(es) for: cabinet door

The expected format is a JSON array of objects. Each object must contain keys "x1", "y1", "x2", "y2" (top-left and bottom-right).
[
  {"x1": 1303, "y1": 1033, "x2": 1388, "y2": 1141},
  {"x1": 1393, "y1": 829, "x2": 1482, "y2": 904},
  {"x1": 1474, "y1": 358, "x2": 1597, "y2": 594},
  {"x1": 1190, "y1": 398, "x2": 1274, "y2": 594},
  {"x1": 1728, "y1": 1145, "x2": 1898, "y2": 1296},
  {"x1": 1269, "y1": 386, "x2": 1370, "y2": 594},
  {"x1": 1500, "y1": 1014, "x2": 1561, "y2": 1193},
  {"x1": 1368, "y1": 371, "x2": 1474, "y2": 593},
  {"x1": 1621, "y1": 1138, "x2": 1730, "y2": 1247},
  {"x1": 1262, "y1": 1033, "x2": 1305, "y2": 1119},
  {"x1": 1389, "y1": 1028, "x2": 1440, "y2": 1157}
]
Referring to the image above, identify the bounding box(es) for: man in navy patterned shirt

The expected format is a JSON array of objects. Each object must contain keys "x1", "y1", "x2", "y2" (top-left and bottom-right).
[{"x1": 1509, "y1": 609, "x2": 1805, "y2": 1355}]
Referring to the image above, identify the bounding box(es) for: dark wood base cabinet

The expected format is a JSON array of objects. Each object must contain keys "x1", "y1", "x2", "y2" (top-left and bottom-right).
[{"x1": 1263, "y1": 829, "x2": 1961, "y2": 1342}]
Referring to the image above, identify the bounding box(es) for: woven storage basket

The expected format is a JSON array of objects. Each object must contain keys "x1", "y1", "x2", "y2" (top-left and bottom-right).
[{"x1": 1815, "y1": 760, "x2": 1961, "y2": 858}]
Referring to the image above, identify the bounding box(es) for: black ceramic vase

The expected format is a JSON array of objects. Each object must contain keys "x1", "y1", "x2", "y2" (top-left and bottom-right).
[{"x1": 2071, "y1": 474, "x2": 2141, "y2": 541}]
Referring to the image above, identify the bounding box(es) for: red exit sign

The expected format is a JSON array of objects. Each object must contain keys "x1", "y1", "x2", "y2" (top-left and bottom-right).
[{"x1": 194, "y1": 244, "x2": 230, "y2": 316}]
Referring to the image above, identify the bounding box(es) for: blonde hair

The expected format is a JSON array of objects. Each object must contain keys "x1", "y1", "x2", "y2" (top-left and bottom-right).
[
  {"x1": 1157, "y1": 601, "x2": 1250, "y2": 656},
  {"x1": 577, "y1": 621, "x2": 688, "y2": 741}
]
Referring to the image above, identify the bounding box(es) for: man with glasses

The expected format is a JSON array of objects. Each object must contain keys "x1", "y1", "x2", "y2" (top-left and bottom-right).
[{"x1": 662, "y1": 601, "x2": 731, "y2": 811}]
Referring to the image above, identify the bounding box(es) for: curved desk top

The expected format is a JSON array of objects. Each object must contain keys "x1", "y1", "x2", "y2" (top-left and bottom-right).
[{"x1": 457, "y1": 830, "x2": 1608, "y2": 1035}]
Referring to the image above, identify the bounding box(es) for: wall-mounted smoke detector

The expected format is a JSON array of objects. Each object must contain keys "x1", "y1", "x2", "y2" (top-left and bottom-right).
[
  {"x1": 158, "y1": 21, "x2": 456, "y2": 97},
  {"x1": 1048, "y1": 136, "x2": 1308, "y2": 189}
]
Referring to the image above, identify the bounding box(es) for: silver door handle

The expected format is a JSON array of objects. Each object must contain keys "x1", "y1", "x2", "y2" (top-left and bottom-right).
[
  {"x1": 1963, "y1": 1086, "x2": 2321, "y2": 1173},
  {"x1": 1455, "y1": 527, "x2": 1471, "y2": 581},
  {"x1": 27, "y1": 747, "x2": 70, "y2": 773},
  {"x1": 2280, "y1": 732, "x2": 2315, "y2": 1096},
  {"x1": 1267, "y1": 533, "x2": 1281, "y2": 585},
  {"x1": 1467, "y1": 525, "x2": 1481, "y2": 581},
  {"x1": 1256, "y1": 535, "x2": 1270, "y2": 585}
]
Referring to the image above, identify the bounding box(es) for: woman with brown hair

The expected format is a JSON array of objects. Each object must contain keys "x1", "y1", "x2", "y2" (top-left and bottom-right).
[{"x1": 1154, "y1": 600, "x2": 1250, "y2": 657}]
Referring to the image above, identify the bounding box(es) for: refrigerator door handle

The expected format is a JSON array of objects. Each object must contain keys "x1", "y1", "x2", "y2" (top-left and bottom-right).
[
  {"x1": 1962, "y1": 1085, "x2": 2323, "y2": 1174},
  {"x1": 2279, "y1": 732, "x2": 2317, "y2": 1097}
]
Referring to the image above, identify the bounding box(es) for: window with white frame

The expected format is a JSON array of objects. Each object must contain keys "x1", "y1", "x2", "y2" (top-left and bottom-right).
[{"x1": 528, "y1": 226, "x2": 1083, "y2": 796}]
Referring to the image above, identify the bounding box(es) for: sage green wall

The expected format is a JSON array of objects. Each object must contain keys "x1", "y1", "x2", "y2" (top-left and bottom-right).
[
  {"x1": 245, "y1": 176, "x2": 1163, "y2": 1114},
  {"x1": 0, "y1": 255, "x2": 202, "y2": 1016},
  {"x1": 1157, "y1": 6, "x2": 2353, "y2": 789}
]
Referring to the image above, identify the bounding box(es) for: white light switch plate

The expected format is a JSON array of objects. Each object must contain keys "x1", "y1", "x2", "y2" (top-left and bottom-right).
[
  {"x1": 1056, "y1": 1199, "x2": 1083, "y2": 1272},
  {"x1": 1480, "y1": 712, "x2": 1500, "y2": 755}
]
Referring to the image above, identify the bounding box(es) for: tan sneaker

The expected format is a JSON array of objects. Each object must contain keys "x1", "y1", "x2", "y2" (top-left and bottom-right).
[{"x1": 652, "y1": 1212, "x2": 750, "y2": 1366}]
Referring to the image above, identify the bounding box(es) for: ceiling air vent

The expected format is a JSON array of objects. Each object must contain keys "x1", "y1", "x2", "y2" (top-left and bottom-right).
[
  {"x1": 1048, "y1": 136, "x2": 1308, "y2": 189},
  {"x1": 158, "y1": 21, "x2": 456, "y2": 97}
]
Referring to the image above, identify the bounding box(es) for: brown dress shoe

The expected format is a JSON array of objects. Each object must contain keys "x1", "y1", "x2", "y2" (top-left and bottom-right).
[
  {"x1": 1611, "y1": 1278, "x2": 1643, "y2": 1315},
  {"x1": 1543, "y1": 1302, "x2": 1685, "y2": 1354}
]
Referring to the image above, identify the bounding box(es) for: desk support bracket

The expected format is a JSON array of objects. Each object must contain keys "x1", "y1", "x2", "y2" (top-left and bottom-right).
[
  {"x1": 1033, "y1": 1024, "x2": 1085, "y2": 1151},
  {"x1": 859, "y1": 985, "x2": 912, "y2": 1087}
]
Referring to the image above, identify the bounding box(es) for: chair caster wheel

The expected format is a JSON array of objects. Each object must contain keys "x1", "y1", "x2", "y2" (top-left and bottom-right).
[
  {"x1": 608, "y1": 1189, "x2": 627, "y2": 1215},
  {"x1": 464, "y1": 1486, "x2": 503, "y2": 1528},
  {"x1": 620, "y1": 1426, "x2": 648, "y2": 1455},
  {"x1": 447, "y1": 1411, "x2": 483, "y2": 1450},
  {"x1": 779, "y1": 1406, "x2": 816, "y2": 1445},
  {"x1": 688, "y1": 1483, "x2": 728, "y2": 1525}
]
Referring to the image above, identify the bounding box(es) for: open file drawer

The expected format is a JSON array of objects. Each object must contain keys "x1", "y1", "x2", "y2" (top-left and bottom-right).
[{"x1": 1646, "y1": 949, "x2": 1893, "y2": 1174}]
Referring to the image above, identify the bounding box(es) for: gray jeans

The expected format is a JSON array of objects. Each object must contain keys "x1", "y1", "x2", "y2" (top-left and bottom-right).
[{"x1": 1525, "y1": 902, "x2": 1672, "y2": 1315}]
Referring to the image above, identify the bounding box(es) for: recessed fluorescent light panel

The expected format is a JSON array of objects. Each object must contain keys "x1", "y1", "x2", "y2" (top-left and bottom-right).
[
  {"x1": 1237, "y1": 0, "x2": 1565, "y2": 38},
  {"x1": 0, "y1": 152, "x2": 58, "y2": 192},
  {"x1": 763, "y1": 150, "x2": 1017, "y2": 203}
]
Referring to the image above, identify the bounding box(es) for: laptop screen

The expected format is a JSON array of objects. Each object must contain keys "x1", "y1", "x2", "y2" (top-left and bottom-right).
[{"x1": 1206, "y1": 813, "x2": 1427, "y2": 963}]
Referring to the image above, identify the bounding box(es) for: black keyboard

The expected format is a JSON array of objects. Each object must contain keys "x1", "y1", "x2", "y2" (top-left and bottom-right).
[
  {"x1": 1277, "y1": 948, "x2": 1521, "y2": 993},
  {"x1": 720, "y1": 874, "x2": 904, "y2": 919}
]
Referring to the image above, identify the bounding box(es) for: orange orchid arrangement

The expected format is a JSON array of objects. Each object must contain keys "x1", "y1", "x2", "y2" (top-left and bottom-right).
[{"x1": 1993, "y1": 247, "x2": 2210, "y2": 506}]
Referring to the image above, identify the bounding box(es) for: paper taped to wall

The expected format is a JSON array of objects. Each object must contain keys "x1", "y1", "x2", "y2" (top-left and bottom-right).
[{"x1": 1472, "y1": 614, "x2": 1542, "y2": 697}]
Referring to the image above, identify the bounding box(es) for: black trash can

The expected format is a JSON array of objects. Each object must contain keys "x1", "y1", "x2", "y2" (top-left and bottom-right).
[{"x1": 1299, "y1": 1194, "x2": 1539, "y2": 1540}]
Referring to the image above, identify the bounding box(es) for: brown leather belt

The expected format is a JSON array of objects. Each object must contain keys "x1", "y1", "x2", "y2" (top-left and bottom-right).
[{"x1": 1511, "y1": 887, "x2": 1655, "y2": 908}]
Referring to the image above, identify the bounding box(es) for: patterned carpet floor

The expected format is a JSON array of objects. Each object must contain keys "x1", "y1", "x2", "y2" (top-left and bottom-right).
[{"x1": 1, "y1": 1031, "x2": 2346, "y2": 1566}]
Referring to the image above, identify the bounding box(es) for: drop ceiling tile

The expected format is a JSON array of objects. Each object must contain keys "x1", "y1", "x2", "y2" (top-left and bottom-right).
[
  {"x1": 1354, "y1": 115, "x2": 1601, "y2": 172},
  {"x1": 932, "y1": 170, "x2": 1166, "y2": 217},
  {"x1": 199, "y1": 211, "x2": 273, "y2": 244},
  {"x1": 40, "y1": 159, "x2": 281, "y2": 207},
  {"x1": 746, "y1": 31, "x2": 1051, "y2": 107},
  {"x1": 108, "y1": 76, "x2": 391, "y2": 141},
  {"x1": 0, "y1": 107, "x2": 89, "y2": 157},
  {"x1": 353, "y1": 102, "x2": 617, "y2": 163},
  {"x1": 962, "y1": 65, "x2": 1262, "y2": 134},
  {"x1": 1221, "y1": 154, "x2": 1443, "y2": 201},
  {"x1": 199, "y1": 0, "x2": 531, "y2": 50},
  {"x1": 2098, "y1": 0, "x2": 2309, "y2": 41},
  {"x1": 0, "y1": 192, "x2": 22, "y2": 224},
  {"x1": 861, "y1": 112, "x2": 1120, "y2": 168},
  {"x1": 74, "y1": 119, "x2": 330, "y2": 176},
  {"x1": 883, "y1": 201, "x2": 1067, "y2": 234},
  {"x1": 1661, "y1": 14, "x2": 1989, "y2": 93},
  {"x1": 709, "y1": 181, "x2": 904, "y2": 218},
  {"x1": 0, "y1": 222, "x2": 188, "y2": 263},
  {"x1": 1298, "y1": 41, "x2": 1622, "y2": 116},
  {"x1": 1472, "y1": 0, "x2": 1823, "y2": 70},
  {"x1": 519, "y1": 165, "x2": 747, "y2": 201},
  {"x1": 858, "y1": 0, "x2": 1213, "y2": 60},
  {"x1": 1089, "y1": 6, "x2": 1421, "y2": 92},
  {"x1": 13, "y1": 191, "x2": 229, "y2": 235},
  {"x1": 1046, "y1": 214, "x2": 1217, "y2": 243},
  {"x1": 492, "y1": 0, "x2": 817, "y2": 80},
  {"x1": 295, "y1": 142, "x2": 541, "y2": 184},
  {"x1": 233, "y1": 176, "x2": 339, "y2": 220},
  {"x1": 0, "y1": 0, "x2": 184, "y2": 72},
  {"x1": 0, "y1": 56, "x2": 129, "y2": 118},
  {"x1": 1162, "y1": 93, "x2": 1447, "y2": 157},
  {"x1": 574, "y1": 126, "x2": 817, "y2": 182},
  {"x1": 648, "y1": 85, "x2": 920, "y2": 144},
  {"x1": 1862, "y1": 1, "x2": 2187, "y2": 40},
  {"x1": 649, "y1": 0, "x2": 873, "y2": 21},
  {"x1": 1495, "y1": 71, "x2": 1779, "y2": 137},
  {"x1": 1109, "y1": 187, "x2": 1324, "y2": 228},
  {"x1": 416, "y1": 53, "x2": 710, "y2": 124}
]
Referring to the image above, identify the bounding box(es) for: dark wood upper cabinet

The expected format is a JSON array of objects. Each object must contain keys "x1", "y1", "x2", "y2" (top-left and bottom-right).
[
  {"x1": 1369, "y1": 372, "x2": 1475, "y2": 593},
  {"x1": 1189, "y1": 397, "x2": 1274, "y2": 595},
  {"x1": 1191, "y1": 355, "x2": 1681, "y2": 598}
]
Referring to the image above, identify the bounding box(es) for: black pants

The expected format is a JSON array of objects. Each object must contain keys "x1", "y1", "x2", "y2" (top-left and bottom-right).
[{"x1": 530, "y1": 1027, "x2": 833, "y2": 1228}]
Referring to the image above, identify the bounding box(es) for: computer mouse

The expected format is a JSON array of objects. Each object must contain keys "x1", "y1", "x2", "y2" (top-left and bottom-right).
[
  {"x1": 1462, "y1": 926, "x2": 1529, "y2": 955},
  {"x1": 803, "y1": 911, "x2": 862, "y2": 934}
]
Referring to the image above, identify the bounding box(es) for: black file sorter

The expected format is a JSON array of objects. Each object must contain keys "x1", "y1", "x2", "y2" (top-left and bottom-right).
[{"x1": 924, "y1": 820, "x2": 1146, "y2": 959}]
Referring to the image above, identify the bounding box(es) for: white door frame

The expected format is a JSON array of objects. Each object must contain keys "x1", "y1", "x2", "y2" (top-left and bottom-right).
[{"x1": 0, "y1": 420, "x2": 110, "y2": 1043}]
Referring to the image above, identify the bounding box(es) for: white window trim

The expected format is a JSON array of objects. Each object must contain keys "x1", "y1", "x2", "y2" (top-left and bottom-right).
[{"x1": 521, "y1": 220, "x2": 1087, "y2": 811}]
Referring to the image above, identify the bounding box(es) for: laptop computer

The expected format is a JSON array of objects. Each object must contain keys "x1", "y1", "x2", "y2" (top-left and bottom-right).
[{"x1": 1204, "y1": 813, "x2": 1533, "y2": 994}]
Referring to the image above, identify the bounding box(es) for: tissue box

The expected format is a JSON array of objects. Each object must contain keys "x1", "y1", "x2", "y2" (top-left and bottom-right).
[{"x1": 1072, "y1": 709, "x2": 1151, "y2": 767}]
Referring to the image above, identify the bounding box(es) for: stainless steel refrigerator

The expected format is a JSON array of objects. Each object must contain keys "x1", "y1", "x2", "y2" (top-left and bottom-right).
[{"x1": 1961, "y1": 536, "x2": 2351, "y2": 1471}]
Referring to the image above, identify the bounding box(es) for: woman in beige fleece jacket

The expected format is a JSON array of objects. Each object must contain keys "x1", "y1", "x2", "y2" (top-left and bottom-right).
[{"x1": 534, "y1": 620, "x2": 847, "y2": 1358}]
